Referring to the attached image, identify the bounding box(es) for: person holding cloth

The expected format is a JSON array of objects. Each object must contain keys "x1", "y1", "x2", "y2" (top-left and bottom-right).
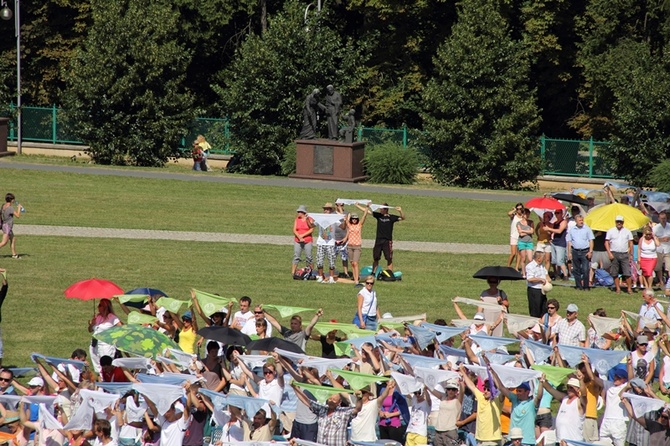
[
  {"x1": 356, "y1": 202, "x2": 405, "y2": 274},
  {"x1": 566, "y1": 215, "x2": 595, "y2": 291}
]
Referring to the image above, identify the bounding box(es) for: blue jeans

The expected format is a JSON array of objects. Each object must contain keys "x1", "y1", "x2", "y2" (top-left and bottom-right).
[
  {"x1": 572, "y1": 248, "x2": 590, "y2": 289},
  {"x1": 364, "y1": 314, "x2": 377, "y2": 331}
]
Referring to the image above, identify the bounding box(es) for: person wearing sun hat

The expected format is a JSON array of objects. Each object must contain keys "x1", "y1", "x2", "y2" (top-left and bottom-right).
[
  {"x1": 292, "y1": 205, "x2": 314, "y2": 277},
  {"x1": 542, "y1": 376, "x2": 586, "y2": 442},
  {"x1": 605, "y1": 214, "x2": 634, "y2": 294},
  {"x1": 552, "y1": 303, "x2": 586, "y2": 347}
]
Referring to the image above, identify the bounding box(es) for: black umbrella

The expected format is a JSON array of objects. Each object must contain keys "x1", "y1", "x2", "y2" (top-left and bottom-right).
[
  {"x1": 473, "y1": 266, "x2": 524, "y2": 281},
  {"x1": 551, "y1": 193, "x2": 590, "y2": 207},
  {"x1": 246, "y1": 337, "x2": 305, "y2": 354},
  {"x1": 197, "y1": 327, "x2": 251, "y2": 347}
]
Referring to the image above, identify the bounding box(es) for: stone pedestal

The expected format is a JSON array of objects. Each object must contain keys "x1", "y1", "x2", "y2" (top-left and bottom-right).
[
  {"x1": 290, "y1": 139, "x2": 366, "y2": 182},
  {"x1": 0, "y1": 118, "x2": 14, "y2": 157}
]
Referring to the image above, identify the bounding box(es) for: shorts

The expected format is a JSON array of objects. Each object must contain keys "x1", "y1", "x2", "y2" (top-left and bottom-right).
[
  {"x1": 347, "y1": 245, "x2": 362, "y2": 263},
  {"x1": 335, "y1": 242, "x2": 348, "y2": 261},
  {"x1": 610, "y1": 252, "x2": 631, "y2": 278},
  {"x1": 405, "y1": 432, "x2": 428, "y2": 446},
  {"x1": 510, "y1": 235, "x2": 519, "y2": 246},
  {"x1": 536, "y1": 241, "x2": 551, "y2": 253},
  {"x1": 640, "y1": 257, "x2": 657, "y2": 276},
  {"x1": 316, "y1": 245, "x2": 336, "y2": 269},
  {"x1": 599, "y1": 418, "x2": 628, "y2": 445},
  {"x1": 583, "y1": 418, "x2": 599, "y2": 442},
  {"x1": 373, "y1": 239, "x2": 393, "y2": 262},
  {"x1": 1, "y1": 223, "x2": 12, "y2": 236},
  {"x1": 535, "y1": 412, "x2": 552, "y2": 428},
  {"x1": 551, "y1": 244, "x2": 566, "y2": 266},
  {"x1": 517, "y1": 240, "x2": 534, "y2": 251}
]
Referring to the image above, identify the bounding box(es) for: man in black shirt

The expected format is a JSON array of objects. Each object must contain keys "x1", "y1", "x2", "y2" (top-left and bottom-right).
[{"x1": 357, "y1": 203, "x2": 405, "y2": 273}]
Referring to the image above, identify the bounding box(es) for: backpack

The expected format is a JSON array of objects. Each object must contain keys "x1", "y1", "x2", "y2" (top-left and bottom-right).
[
  {"x1": 378, "y1": 269, "x2": 397, "y2": 282},
  {"x1": 594, "y1": 268, "x2": 614, "y2": 287},
  {"x1": 293, "y1": 267, "x2": 313, "y2": 280}
]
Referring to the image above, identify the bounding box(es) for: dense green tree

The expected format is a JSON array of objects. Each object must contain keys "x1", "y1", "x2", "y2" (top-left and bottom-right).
[
  {"x1": 214, "y1": 0, "x2": 371, "y2": 175},
  {"x1": 421, "y1": 0, "x2": 541, "y2": 189},
  {"x1": 62, "y1": 0, "x2": 195, "y2": 166}
]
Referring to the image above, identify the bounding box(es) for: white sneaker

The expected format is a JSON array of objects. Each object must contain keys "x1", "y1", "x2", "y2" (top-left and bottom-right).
[
  {"x1": 316, "y1": 276, "x2": 324, "y2": 283},
  {"x1": 328, "y1": 277, "x2": 336, "y2": 284}
]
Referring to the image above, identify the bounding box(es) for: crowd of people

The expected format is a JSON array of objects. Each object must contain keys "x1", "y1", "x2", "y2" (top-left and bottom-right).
[{"x1": 292, "y1": 200, "x2": 405, "y2": 283}]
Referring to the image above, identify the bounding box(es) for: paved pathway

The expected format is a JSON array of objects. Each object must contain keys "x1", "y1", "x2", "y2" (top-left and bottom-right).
[
  {"x1": 0, "y1": 161, "x2": 529, "y2": 202},
  {"x1": 15, "y1": 225, "x2": 509, "y2": 255}
]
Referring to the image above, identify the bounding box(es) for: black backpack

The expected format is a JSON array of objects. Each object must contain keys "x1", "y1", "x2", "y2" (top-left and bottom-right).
[{"x1": 378, "y1": 269, "x2": 397, "y2": 282}]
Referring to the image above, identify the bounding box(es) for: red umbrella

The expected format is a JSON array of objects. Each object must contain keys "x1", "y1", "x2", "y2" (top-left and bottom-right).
[
  {"x1": 64, "y1": 278, "x2": 124, "y2": 301},
  {"x1": 524, "y1": 197, "x2": 566, "y2": 211}
]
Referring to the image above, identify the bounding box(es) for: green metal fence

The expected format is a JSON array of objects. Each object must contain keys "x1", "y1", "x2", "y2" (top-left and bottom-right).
[
  {"x1": 4, "y1": 104, "x2": 234, "y2": 155},
  {"x1": 539, "y1": 135, "x2": 613, "y2": 178}
]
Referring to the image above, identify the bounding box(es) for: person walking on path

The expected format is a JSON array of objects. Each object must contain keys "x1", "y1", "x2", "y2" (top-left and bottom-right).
[
  {"x1": 0, "y1": 193, "x2": 21, "y2": 259},
  {"x1": 292, "y1": 205, "x2": 314, "y2": 276},
  {"x1": 356, "y1": 202, "x2": 405, "y2": 274},
  {"x1": 567, "y1": 215, "x2": 595, "y2": 291}
]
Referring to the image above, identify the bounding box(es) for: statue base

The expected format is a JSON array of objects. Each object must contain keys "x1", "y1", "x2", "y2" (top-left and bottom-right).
[{"x1": 290, "y1": 139, "x2": 366, "y2": 183}]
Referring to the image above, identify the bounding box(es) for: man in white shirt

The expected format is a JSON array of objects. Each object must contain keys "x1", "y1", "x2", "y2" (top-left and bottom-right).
[
  {"x1": 231, "y1": 296, "x2": 254, "y2": 330},
  {"x1": 599, "y1": 373, "x2": 629, "y2": 446},
  {"x1": 638, "y1": 289, "x2": 664, "y2": 332},
  {"x1": 653, "y1": 210, "x2": 670, "y2": 285},
  {"x1": 526, "y1": 250, "x2": 551, "y2": 318},
  {"x1": 605, "y1": 215, "x2": 634, "y2": 294}
]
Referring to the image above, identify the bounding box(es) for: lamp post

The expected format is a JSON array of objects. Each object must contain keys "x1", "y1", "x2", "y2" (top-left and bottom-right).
[{"x1": 1, "y1": 0, "x2": 20, "y2": 155}]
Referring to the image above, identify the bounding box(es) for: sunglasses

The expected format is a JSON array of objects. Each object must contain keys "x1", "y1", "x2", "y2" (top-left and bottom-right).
[
  {"x1": 566, "y1": 311, "x2": 575, "y2": 315},
  {"x1": 365, "y1": 282, "x2": 374, "y2": 285},
  {"x1": 263, "y1": 370, "x2": 274, "y2": 375},
  {"x1": 547, "y1": 306, "x2": 556, "y2": 310},
  {"x1": 254, "y1": 311, "x2": 264, "y2": 314},
  {"x1": 0, "y1": 378, "x2": 10, "y2": 382}
]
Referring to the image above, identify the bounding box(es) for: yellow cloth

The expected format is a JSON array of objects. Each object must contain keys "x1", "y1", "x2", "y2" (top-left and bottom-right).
[
  {"x1": 178, "y1": 328, "x2": 197, "y2": 354},
  {"x1": 405, "y1": 433, "x2": 428, "y2": 446},
  {"x1": 474, "y1": 389, "x2": 503, "y2": 441},
  {"x1": 585, "y1": 380, "x2": 599, "y2": 419}
]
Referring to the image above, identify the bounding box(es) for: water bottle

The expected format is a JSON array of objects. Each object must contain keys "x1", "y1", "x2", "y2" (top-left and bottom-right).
[{"x1": 17, "y1": 203, "x2": 25, "y2": 212}]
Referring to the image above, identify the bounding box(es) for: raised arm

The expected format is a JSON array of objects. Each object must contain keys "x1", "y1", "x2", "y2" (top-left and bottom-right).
[
  {"x1": 304, "y1": 309, "x2": 324, "y2": 338},
  {"x1": 190, "y1": 290, "x2": 209, "y2": 326}
]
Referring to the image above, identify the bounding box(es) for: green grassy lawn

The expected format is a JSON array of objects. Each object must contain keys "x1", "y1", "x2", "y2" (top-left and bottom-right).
[
  {"x1": 1, "y1": 165, "x2": 521, "y2": 244},
  {"x1": 2, "y1": 235, "x2": 643, "y2": 366}
]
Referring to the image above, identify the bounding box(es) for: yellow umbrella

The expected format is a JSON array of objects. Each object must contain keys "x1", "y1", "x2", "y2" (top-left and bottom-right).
[{"x1": 585, "y1": 203, "x2": 649, "y2": 231}]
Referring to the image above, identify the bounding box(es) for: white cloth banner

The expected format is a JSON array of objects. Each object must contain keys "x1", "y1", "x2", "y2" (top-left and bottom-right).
[
  {"x1": 78, "y1": 389, "x2": 119, "y2": 413},
  {"x1": 391, "y1": 372, "x2": 423, "y2": 395},
  {"x1": 622, "y1": 310, "x2": 656, "y2": 328},
  {"x1": 112, "y1": 357, "x2": 152, "y2": 370},
  {"x1": 22, "y1": 395, "x2": 57, "y2": 406},
  {"x1": 307, "y1": 213, "x2": 344, "y2": 229},
  {"x1": 623, "y1": 392, "x2": 667, "y2": 418},
  {"x1": 505, "y1": 313, "x2": 540, "y2": 334},
  {"x1": 273, "y1": 348, "x2": 308, "y2": 363},
  {"x1": 335, "y1": 199, "x2": 371, "y2": 206},
  {"x1": 490, "y1": 364, "x2": 541, "y2": 388},
  {"x1": 589, "y1": 315, "x2": 622, "y2": 335},
  {"x1": 39, "y1": 403, "x2": 63, "y2": 430},
  {"x1": 463, "y1": 364, "x2": 488, "y2": 381},
  {"x1": 381, "y1": 313, "x2": 427, "y2": 323},
  {"x1": 238, "y1": 354, "x2": 272, "y2": 369},
  {"x1": 300, "y1": 358, "x2": 353, "y2": 376},
  {"x1": 453, "y1": 297, "x2": 503, "y2": 311},
  {"x1": 132, "y1": 383, "x2": 184, "y2": 416},
  {"x1": 451, "y1": 319, "x2": 480, "y2": 328},
  {"x1": 369, "y1": 204, "x2": 393, "y2": 212},
  {"x1": 413, "y1": 366, "x2": 459, "y2": 390},
  {"x1": 63, "y1": 398, "x2": 94, "y2": 430}
]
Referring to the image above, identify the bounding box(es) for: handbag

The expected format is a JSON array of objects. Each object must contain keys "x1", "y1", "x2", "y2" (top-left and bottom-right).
[{"x1": 352, "y1": 291, "x2": 376, "y2": 327}]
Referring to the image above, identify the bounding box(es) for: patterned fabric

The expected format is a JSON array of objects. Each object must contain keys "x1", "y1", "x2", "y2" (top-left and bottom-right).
[
  {"x1": 316, "y1": 245, "x2": 336, "y2": 268},
  {"x1": 554, "y1": 319, "x2": 586, "y2": 347},
  {"x1": 309, "y1": 401, "x2": 356, "y2": 446}
]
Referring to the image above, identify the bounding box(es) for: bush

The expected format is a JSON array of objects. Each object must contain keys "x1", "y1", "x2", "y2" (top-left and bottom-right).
[
  {"x1": 280, "y1": 142, "x2": 297, "y2": 176},
  {"x1": 650, "y1": 159, "x2": 670, "y2": 191},
  {"x1": 364, "y1": 142, "x2": 419, "y2": 184}
]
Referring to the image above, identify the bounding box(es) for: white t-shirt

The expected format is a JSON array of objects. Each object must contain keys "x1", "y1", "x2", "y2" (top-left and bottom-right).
[
  {"x1": 212, "y1": 411, "x2": 244, "y2": 443},
  {"x1": 602, "y1": 383, "x2": 627, "y2": 420},
  {"x1": 606, "y1": 227, "x2": 633, "y2": 253},
  {"x1": 653, "y1": 222, "x2": 670, "y2": 254},
  {"x1": 357, "y1": 288, "x2": 378, "y2": 317},
  {"x1": 157, "y1": 413, "x2": 190, "y2": 446},
  {"x1": 350, "y1": 400, "x2": 378, "y2": 441},
  {"x1": 407, "y1": 396, "x2": 430, "y2": 436},
  {"x1": 233, "y1": 311, "x2": 253, "y2": 329}
]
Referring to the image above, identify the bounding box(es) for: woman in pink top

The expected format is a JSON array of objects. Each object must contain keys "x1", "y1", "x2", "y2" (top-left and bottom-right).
[
  {"x1": 87, "y1": 298, "x2": 122, "y2": 374},
  {"x1": 346, "y1": 204, "x2": 369, "y2": 283},
  {"x1": 292, "y1": 205, "x2": 314, "y2": 276}
]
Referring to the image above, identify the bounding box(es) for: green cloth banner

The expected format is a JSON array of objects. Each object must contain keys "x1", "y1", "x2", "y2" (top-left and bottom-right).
[
  {"x1": 156, "y1": 297, "x2": 189, "y2": 314},
  {"x1": 530, "y1": 364, "x2": 574, "y2": 387},
  {"x1": 127, "y1": 312, "x2": 158, "y2": 325},
  {"x1": 116, "y1": 294, "x2": 149, "y2": 304},
  {"x1": 194, "y1": 289, "x2": 235, "y2": 317},
  {"x1": 328, "y1": 368, "x2": 389, "y2": 390},
  {"x1": 292, "y1": 381, "x2": 355, "y2": 403},
  {"x1": 312, "y1": 322, "x2": 374, "y2": 338},
  {"x1": 334, "y1": 342, "x2": 353, "y2": 357},
  {"x1": 263, "y1": 304, "x2": 315, "y2": 318}
]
